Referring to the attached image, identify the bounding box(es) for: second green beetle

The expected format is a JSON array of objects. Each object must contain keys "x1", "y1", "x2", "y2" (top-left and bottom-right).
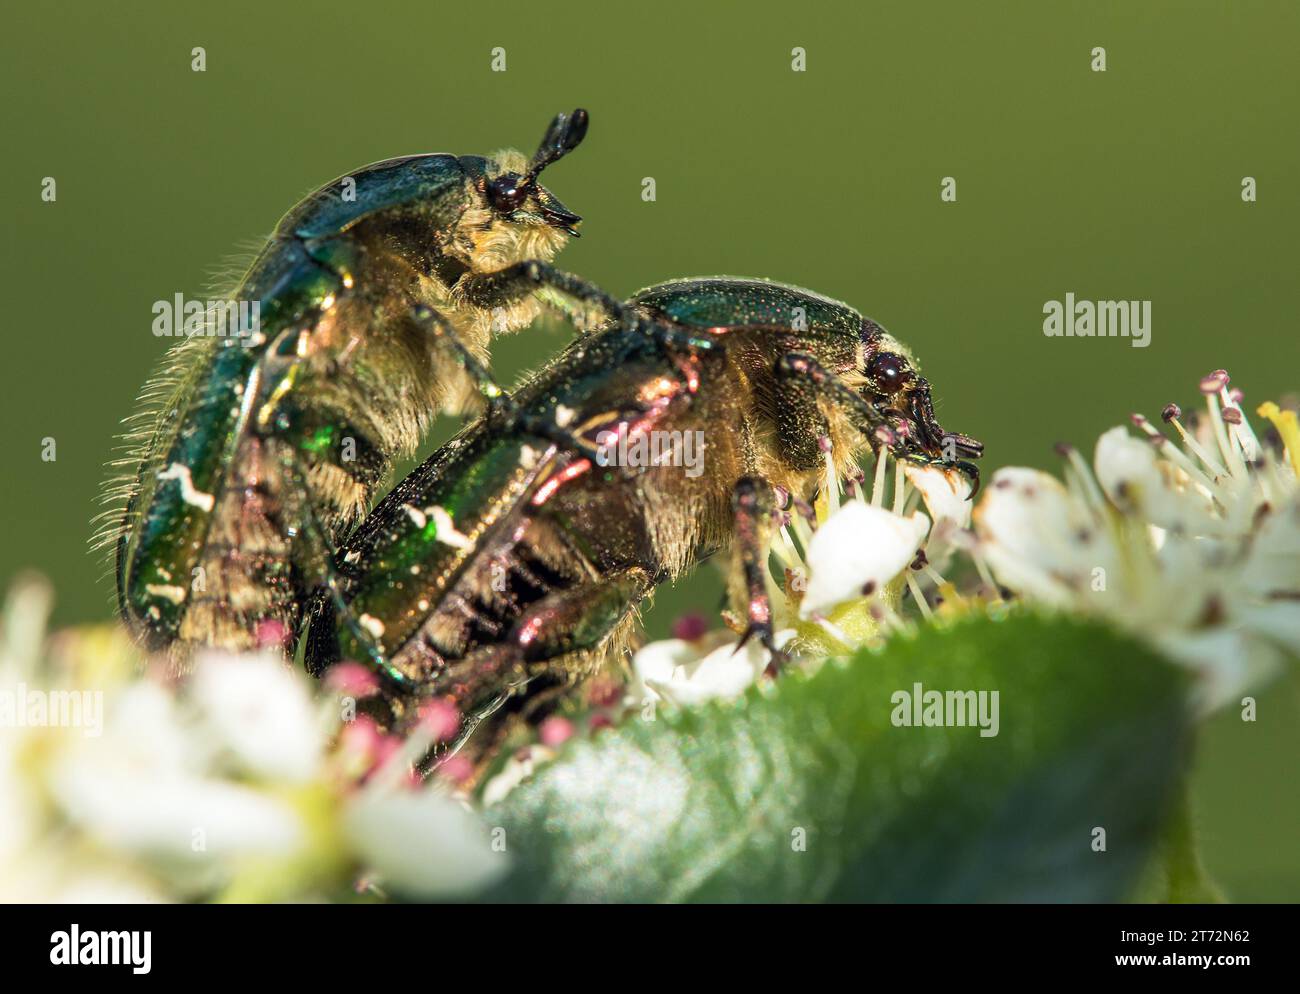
[{"x1": 304, "y1": 277, "x2": 983, "y2": 763}]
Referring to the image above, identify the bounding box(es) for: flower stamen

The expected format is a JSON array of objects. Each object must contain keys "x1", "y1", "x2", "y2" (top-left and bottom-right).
[
  {"x1": 892, "y1": 455, "x2": 907, "y2": 515},
  {"x1": 1165, "y1": 406, "x2": 1229, "y2": 481},
  {"x1": 1133, "y1": 413, "x2": 1220, "y2": 495},
  {"x1": 905, "y1": 573, "x2": 934, "y2": 621},
  {"x1": 821, "y1": 435, "x2": 840, "y2": 518},
  {"x1": 1055, "y1": 442, "x2": 1108, "y2": 523},
  {"x1": 1203, "y1": 371, "x2": 1248, "y2": 481},
  {"x1": 872, "y1": 442, "x2": 889, "y2": 508}
]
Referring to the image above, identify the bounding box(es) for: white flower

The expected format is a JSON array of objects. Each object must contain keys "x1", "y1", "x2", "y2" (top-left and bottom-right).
[
  {"x1": 628, "y1": 629, "x2": 793, "y2": 709},
  {"x1": 771, "y1": 446, "x2": 974, "y2": 641},
  {"x1": 1093, "y1": 428, "x2": 1222, "y2": 535},
  {"x1": 51, "y1": 756, "x2": 305, "y2": 871},
  {"x1": 625, "y1": 447, "x2": 980, "y2": 705},
  {"x1": 0, "y1": 579, "x2": 515, "y2": 903},
  {"x1": 0, "y1": 731, "x2": 42, "y2": 873},
  {"x1": 902, "y1": 463, "x2": 973, "y2": 528},
  {"x1": 1, "y1": 850, "x2": 169, "y2": 904},
  {"x1": 974, "y1": 467, "x2": 1110, "y2": 609},
  {"x1": 190, "y1": 650, "x2": 325, "y2": 783},
  {"x1": 975, "y1": 373, "x2": 1299, "y2": 713},
  {"x1": 800, "y1": 501, "x2": 930, "y2": 618},
  {"x1": 343, "y1": 787, "x2": 508, "y2": 899},
  {"x1": 44, "y1": 680, "x2": 307, "y2": 896}
]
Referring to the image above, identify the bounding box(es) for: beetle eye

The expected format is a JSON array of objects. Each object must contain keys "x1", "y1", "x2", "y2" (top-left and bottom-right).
[
  {"x1": 867, "y1": 352, "x2": 910, "y2": 393},
  {"x1": 487, "y1": 174, "x2": 528, "y2": 213}
]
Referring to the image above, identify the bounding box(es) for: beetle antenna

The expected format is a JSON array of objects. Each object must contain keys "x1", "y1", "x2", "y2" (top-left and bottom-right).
[{"x1": 525, "y1": 108, "x2": 590, "y2": 185}]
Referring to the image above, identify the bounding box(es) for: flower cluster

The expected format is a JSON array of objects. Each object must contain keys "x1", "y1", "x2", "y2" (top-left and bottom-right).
[
  {"x1": 976, "y1": 373, "x2": 1299, "y2": 712},
  {"x1": 0, "y1": 577, "x2": 506, "y2": 902}
]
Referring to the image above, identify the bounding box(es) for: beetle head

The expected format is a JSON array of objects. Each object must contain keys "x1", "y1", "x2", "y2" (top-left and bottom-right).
[
  {"x1": 857, "y1": 318, "x2": 984, "y2": 492},
  {"x1": 484, "y1": 108, "x2": 588, "y2": 235}
]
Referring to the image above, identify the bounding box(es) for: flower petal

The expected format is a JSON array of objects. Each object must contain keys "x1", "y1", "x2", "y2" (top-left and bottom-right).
[
  {"x1": 344, "y1": 788, "x2": 507, "y2": 898},
  {"x1": 1240, "y1": 497, "x2": 1300, "y2": 601},
  {"x1": 1154, "y1": 628, "x2": 1282, "y2": 716},
  {"x1": 903, "y1": 463, "x2": 972, "y2": 530},
  {"x1": 974, "y1": 467, "x2": 1110, "y2": 605},
  {"x1": 1093, "y1": 427, "x2": 1219, "y2": 534},
  {"x1": 190, "y1": 651, "x2": 324, "y2": 784},
  {"x1": 48, "y1": 751, "x2": 304, "y2": 878},
  {"x1": 648, "y1": 642, "x2": 760, "y2": 707},
  {"x1": 800, "y1": 501, "x2": 929, "y2": 618}
]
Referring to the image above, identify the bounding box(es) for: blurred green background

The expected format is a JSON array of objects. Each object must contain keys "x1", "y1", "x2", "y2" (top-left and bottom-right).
[{"x1": 2, "y1": 0, "x2": 1296, "y2": 900}]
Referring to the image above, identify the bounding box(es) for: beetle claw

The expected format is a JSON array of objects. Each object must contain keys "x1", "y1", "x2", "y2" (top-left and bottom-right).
[{"x1": 734, "y1": 622, "x2": 790, "y2": 678}]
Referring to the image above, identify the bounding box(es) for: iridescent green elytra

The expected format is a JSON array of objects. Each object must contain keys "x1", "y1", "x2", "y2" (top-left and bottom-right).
[{"x1": 105, "y1": 110, "x2": 608, "y2": 659}]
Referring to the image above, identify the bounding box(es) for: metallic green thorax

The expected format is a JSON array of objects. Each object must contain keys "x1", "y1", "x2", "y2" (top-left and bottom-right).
[{"x1": 632, "y1": 276, "x2": 862, "y2": 339}]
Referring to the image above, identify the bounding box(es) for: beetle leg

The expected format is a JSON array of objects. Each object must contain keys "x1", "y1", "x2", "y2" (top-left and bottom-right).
[
  {"x1": 513, "y1": 413, "x2": 604, "y2": 462},
  {"x1": 419, "y1": 672, "x2": 573, "y2": 785},
  {"x1": 776, "y1": 351, "x2": 930, "y2": 462},
  {"x1": 408, "y1": 303, "x2": 515, "y2": 420},
  {"x1": 730, "y1": 476, "x2": 789, "y2": 676},
  {"x1": 405, "y1": 304, "x2": 621, "y2": 458},
  {"x1": 425, "y1": 571, "x2": 650, "y2": 764},
  {"x1": 768, "y1": 358, "x2": 833, "y2": 471},
  {"x1": 776, "y1": 352, "x2": 893, "y2": 436},
  {"x1": 459, "y1": 260, "x2": 627, "y2": 331},
  {"x1": 328, "y1": 565, "x2": 645, "y2": 763},
  {"x1": 460, "y1": 261, "x2": 715, "y2": 353}
]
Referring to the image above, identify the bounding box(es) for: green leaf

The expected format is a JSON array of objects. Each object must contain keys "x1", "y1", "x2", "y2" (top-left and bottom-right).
[{"x1": 486, "y1": 611, "x2": 1192, "y2": 902}]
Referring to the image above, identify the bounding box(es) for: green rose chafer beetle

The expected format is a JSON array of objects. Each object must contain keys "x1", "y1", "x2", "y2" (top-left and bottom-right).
[
  {"x1": 103, "y1": 110, "x2": 641, "y2": 661},
  {"x1": 303, "y1": 277, "x2": 983, "y2": 769}
]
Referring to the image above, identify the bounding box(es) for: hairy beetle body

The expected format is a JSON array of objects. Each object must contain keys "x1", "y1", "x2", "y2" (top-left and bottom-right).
[{"x1": 105, "y1": 112, "x2": 598, "y2": 659}]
